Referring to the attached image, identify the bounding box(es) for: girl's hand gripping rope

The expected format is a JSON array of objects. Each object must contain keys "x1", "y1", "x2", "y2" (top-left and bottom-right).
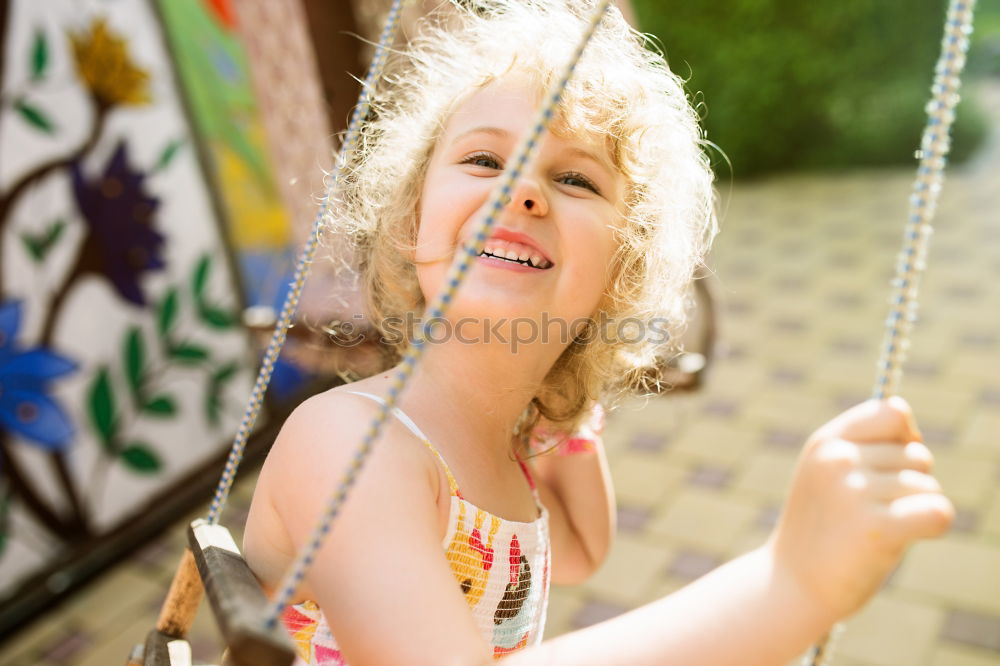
[{"x1": 769, "y1": 397, "x2": 954, "y2": 622}]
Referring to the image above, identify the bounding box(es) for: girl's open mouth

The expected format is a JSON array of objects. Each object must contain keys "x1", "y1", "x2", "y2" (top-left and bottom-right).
[{"x1": 477, "y1": 239, "x2": 552, "y2": 269}]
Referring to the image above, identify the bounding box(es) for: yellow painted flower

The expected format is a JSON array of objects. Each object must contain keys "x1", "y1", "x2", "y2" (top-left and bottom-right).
[{"x1": 69, "y1": 18, "x2": 151, "y2": 107}]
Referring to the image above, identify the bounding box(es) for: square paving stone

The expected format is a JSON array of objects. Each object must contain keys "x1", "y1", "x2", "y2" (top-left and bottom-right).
[
  {"x1": 941, "y1": 609, "x2": 1000, "y2": 652},
  {"x1": 978, "y1": 387, "x2": 1000, "y2": 405},
  {"x1": 756, "y1": 505, "x2": 782, "y2": 531},
  {"x1": 629, "y1": 431, "x2": 670, "y2": 453},
  {"x1": 768, "y1": 367, "x2": 806, "y2": 384},
  {"x1": 616, "y1": 504, "x2": 653, "y2": 533},
  {"x1": 41, "y1": 627, "x2": 93, "y2": 664},
  {"x1": 959, "y1": 333, "x2": 999, "y2": 349},
  {"x1": 951, "y1": 508, "x2": 980, "y2": 533},
  {"x1": 701, "y1": 398, "x2": 740, "y2": 419},
  {"x1": 571, "y1": 598, "x2": 630, "y2": 629},
  {"x1": 763, "y1": 429, "x2": 806, "y2": 450},
  {"x1": 830, "y1": 336, "x2": 869, "y2": 354},
  {"x1": 921, "y1": 425, "x2": 957, "y2": 448},
  {"x1": 666, "y1": 549, "x2": 722, "y2": 582},
  {"x1": 770, "y1": 317, "x2": 808, "y2": 333},
  {"x1": 828, "y1": 291, "x2": 865, "y2": 308},
  {"x1": 687, "y1": 464, "x2": 733, "y2": 489},
  {"x1": 902, "y1": 361, "x2": 942, "y2": 378}
]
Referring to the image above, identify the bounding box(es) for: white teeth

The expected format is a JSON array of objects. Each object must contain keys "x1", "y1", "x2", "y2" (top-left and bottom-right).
[{"x1": 477, "y1": 239, "x2": 551, "y2": 268}]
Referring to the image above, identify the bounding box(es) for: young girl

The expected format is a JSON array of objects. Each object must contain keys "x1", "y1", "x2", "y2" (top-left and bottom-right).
[{"x1": 243, "y1": 2, "x2": 954, "y2": 664}]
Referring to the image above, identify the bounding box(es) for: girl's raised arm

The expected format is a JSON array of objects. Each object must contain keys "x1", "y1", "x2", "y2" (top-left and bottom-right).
[
  {"x1": 506, "y1": 398, "x2": 952, "y2": 666},
  {"x1": 529, "y1": 404, "x2": 616, "y2": 584}
]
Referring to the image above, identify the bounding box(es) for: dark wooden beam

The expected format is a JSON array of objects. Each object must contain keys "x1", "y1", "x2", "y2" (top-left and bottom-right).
[{"x1": 188, "y1": 520, "x2": 295, "y2": 666}]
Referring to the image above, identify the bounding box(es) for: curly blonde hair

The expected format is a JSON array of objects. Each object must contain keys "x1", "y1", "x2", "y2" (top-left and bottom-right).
[{"x1": 329, "y1": 0, "x2": 717, "y2": 433}]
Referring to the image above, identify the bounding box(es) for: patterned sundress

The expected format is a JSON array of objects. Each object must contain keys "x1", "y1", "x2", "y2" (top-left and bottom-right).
[{"x1": 282, "y1": 391, "x2": 551, "y2": 664}]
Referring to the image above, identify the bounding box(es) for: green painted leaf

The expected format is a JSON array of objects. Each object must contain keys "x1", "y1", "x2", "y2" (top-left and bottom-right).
[
  {"x1": 124, "y1": 327, "x2": 145, "y2": 400},
  {"x1": 205, "y1": 362, "x2": 239, "y2": 426},
  {"x1": 205, "y1": 389, "x2": 223, "y2": 426},
  {"x1": 20, "y1": 234, "x2": 43, "y2": 262},
  {"x1": 88, "y1": 369, "x2": 117, "y2": 448},
  {"x1": 14, "y1": 98, "x2": 55, "y2": 134},
  {"x1": 42, "y1": 220, "x2": 64, "y2": 254},
  {"x1": 153, "y1": 139, "x2": 184, "y2": 173},
  {"x1": 21, "y1": 219, "x2": 66, "y2": 262},
  {"x1": 143, "y1": 395, "x2": 176, "y2": 416},
  {"x1": 157, "y1": 288, "x2": 179, "y2": 337},
  {"x1": 200, "y1": 306, "x2": 236, "y2": 329},
  {"x1": 193, "y1": 255, "x2": 211, "y2": 298},
  {"x1": 120, "y1": 444, "x2": 161, "y2": 473},
  {"x1": 169, "y1": 343, "x2": 209, "y2": 363},
  {"x1": 31, "y1": 30, "x2": 48, "y2": 80},
  {"x1": 212, "y1": 361, "x2": 240, "y2": 383}
]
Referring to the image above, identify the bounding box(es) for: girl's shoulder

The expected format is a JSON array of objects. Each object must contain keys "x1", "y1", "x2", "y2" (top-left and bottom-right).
[
  {"x1": 267, "y1": 383, "x2": 439, "y2": 491},
  {"x1": 246, "y1": 384, "x2": 445, "y2": 592}
]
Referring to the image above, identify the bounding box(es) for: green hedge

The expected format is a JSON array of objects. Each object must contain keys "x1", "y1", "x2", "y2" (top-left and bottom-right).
[{"x1": 633, "y1": 1, "x2": 989, "y2": 177}]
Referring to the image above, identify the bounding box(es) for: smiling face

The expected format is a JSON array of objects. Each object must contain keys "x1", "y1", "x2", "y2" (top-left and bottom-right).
[{"x1": 415, "y1": 76, "x2": 627, "y2": 331}]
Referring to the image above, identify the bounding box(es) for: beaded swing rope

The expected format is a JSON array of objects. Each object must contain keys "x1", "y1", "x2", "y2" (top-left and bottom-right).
[
  {"x1": 805, "y1": 2, "x2": 977, "y2": 665},
  {"x1": 204, "y1": 0, "x2": 406, "y2": 527},
  {"x1": 263, "y1": 0, "x2": 614, "y2": 628}
]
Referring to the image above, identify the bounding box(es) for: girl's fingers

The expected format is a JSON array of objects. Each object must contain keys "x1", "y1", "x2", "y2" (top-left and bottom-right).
[
  {"x1": 814, "y1": 397, "x2": 922, "y2": 445},
  {"x1": 858, "y1": 441, "x2": 934, "y2": 473},
  {"x1": 885, "y1": 492, "x2": 955, "y2": 540},
  {"x1": 865, "y1": 469, "x2": 942, "y2": 501}
]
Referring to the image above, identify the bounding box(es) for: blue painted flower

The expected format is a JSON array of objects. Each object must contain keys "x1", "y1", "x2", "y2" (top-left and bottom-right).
[
  {"x1": 0, "y1": 302, "x2": 78, "y2": 449},
  {"x1": 71, "y1": 141, "x2": 165, "y2": 306}
]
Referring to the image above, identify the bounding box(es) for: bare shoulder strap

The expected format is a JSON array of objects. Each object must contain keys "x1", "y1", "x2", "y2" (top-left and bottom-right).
[
  {"x1": 343, "y1": 390, "x2": 430, "y2": 440},
  {"x1": 342, "y1": 390, "x2": 461, "y2": 496}
]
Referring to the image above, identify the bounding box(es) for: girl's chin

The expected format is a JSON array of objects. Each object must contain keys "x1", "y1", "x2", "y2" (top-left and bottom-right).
[{"x1": 443, "y1": 300, "x2": 546, "y2": 322}]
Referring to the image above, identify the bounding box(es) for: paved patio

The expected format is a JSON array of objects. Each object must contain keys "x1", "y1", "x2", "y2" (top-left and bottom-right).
[{"x1": 1, "y1": 83, "x2": 998, "y2": 666}]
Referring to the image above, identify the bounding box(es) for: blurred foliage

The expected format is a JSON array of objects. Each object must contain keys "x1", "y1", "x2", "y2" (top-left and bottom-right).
[
  {"x1": 967, "y1": 1, "x2": 1000, "y2": 77},
  {"x1": 633, "y1": 0, "x2": 995, "y2": 178}
]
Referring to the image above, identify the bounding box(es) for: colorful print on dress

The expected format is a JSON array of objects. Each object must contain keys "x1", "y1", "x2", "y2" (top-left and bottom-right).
[
  {"x1": 283, "y1": 601, "x2": 346, "y2": 665},
  {"x1": 314, "y1": 645, "x2": 346, "y2": 665},
  {"x1": 492, "y1": 534, "x2": 535, "y2": 653},
  {"x1": 445, "y1": 502, "x2": 500, "y2": 608}
]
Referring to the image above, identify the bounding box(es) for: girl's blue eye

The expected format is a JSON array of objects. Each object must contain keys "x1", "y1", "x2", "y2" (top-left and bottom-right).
[
  {"x1": 462, "y1": 152, "x2": 502, "y2": 170},
  {"x1": 560, "y1": 172, "x2": 600, "y2": 195}
]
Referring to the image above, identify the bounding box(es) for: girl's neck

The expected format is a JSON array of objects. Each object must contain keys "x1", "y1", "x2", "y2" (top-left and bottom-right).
[{"x1": 397, "y1": 336, "x2": 563, "y2": 462}]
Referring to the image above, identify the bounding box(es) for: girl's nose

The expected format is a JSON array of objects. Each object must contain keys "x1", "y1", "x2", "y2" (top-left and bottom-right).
[{"x1": 508, "y1": 177, "x2": 549, "y2": 217}]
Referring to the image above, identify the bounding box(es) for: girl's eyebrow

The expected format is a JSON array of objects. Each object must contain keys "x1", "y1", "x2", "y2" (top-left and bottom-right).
[
  {"x1": 452, "y1": 126, "x2": 510, "y2": 143},
  {"x1": 564, "y1": 146, "x2": 613, "y2": 176}
]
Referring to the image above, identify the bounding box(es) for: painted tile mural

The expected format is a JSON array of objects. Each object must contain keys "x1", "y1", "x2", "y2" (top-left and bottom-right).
[{"x1": 0, "y1": 0, "x2": 255, "y2": 601}]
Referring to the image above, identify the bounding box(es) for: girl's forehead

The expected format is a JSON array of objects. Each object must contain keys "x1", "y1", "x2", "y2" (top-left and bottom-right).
[
  {"x1": 444, "y1": 76, "x2": 541, "y2": 132},
  {"x1": 442, "y1": 76, "x2": 612, "y2": 158}
]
